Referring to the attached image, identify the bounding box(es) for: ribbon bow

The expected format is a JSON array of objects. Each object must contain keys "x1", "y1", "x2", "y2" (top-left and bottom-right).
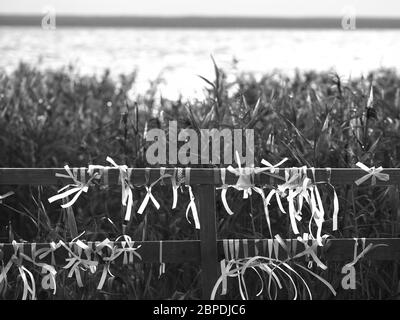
[
  {"x1": 48, "y1": 165, "x2": 100, "y2": 208},
  {"x1": 355, "y1": 162, "x2": 390, "y2": 186},
  {"x1": 115, "y1": 235, "x2": 142, "y2": 265},
  {"x1": 95, "y1": 239, "x2": 121, "y2": 290},
  {"x1": 267, "y1": 167, "x2": 307, "y2": 237},
  {"x1": 293, "y1": 233, "x2": 328, "y2": 270},
  {"x1": 95, "y1": 237, "x2": 141, "y2": 289},
  {"x1": 105, "y1": 157, "x2": 134, "y2": 222},
  {"x1": 272, "y1": 234, "x2": 335, "y2": 298},
  {"x1": 265, "y1": 167, "x2": 329, "y2": 246},
  {"x1": 36, "y1": 242, "x2": 60, "y2": 266},
  {"x1": 60, "y1": 234, "x2": 98, "y2": 287},
  {"x1": 0, "y1": 241, "x2": 36, "y2": 300},
  {"x1": 137, "y1": 169, "x2": 163, "y2": 215},
  {"x1": 219, "y1": 155, "x2": 290, "y2": 236},
  {"x1": 226, "y1": 152, "x2": 256, "y2": 199},
  {"x1": 260, "y1": 158, "x2": 288, "y2": 174}
]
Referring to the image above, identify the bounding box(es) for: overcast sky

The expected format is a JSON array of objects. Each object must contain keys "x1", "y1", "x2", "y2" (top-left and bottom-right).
[{"x1": 0, "y1": 0, "x2": 399, "y2": 17}]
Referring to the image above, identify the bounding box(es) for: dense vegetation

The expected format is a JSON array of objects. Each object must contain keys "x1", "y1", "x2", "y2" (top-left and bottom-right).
[{"x1": 0, "y1": 62, "x2": 400, "y2": 299}]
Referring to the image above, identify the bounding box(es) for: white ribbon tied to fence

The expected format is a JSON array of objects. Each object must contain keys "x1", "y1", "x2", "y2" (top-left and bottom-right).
[
  {"x1": 219, "y1": 153, "x2": 288, "y2": 236},
  {"x1": 183, "y1": 168, "x2": 200, "y2": 229},
  {"x1": 0, "y1": 241, "x2": 37, "y2": 300},
  {"x1": 48, "y1": 165, "x2": 100, "y2": 208},
  {"x1": 354, "y1": 162, "x2": 390, "y2": 186},
  {"x1": 60, "y1": 233, "x2": 98, "y2": 287},
  {"x1": 104, "y1": 157, "x2": 134, "y2": 222},
  {"x1": 137, "y1": 168, "x2": 170, "y2": 215}
]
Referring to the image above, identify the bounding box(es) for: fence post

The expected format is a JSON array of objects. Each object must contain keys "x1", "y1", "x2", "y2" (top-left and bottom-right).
[
  {"x1": 389, "y1": 185, "x2": 400, "y2": 236},
  {"x1": 196, "y1": 184, "x2": 219, "y2": 299},
  {"x1": 389, "y1": 184, "x2": 400, "y2": 293}
]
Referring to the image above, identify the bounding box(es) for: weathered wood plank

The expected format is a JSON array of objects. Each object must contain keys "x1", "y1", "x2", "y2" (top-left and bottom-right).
[
  {"x1": 197, "y1": 184, "x2": 219, "y2": 299},
  {"x1": 0, "y1": 240, "x2": 201, "y2": 264},
  {"x1": 1, "y1": 238, "x2": 399, "y2": 266},
  {"x1": 215, "y1": 238, "x2": 400, "y2": 261},
  {"x1": 0, "y1": 167, "x2": 399, "y2": 186}
]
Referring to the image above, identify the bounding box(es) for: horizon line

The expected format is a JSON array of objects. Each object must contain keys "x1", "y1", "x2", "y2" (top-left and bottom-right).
[
  {"x1": 2, "y1": 13, "x2": 400, "y2": 18},
  {"x1": 1, "y1": 15, "x2": 400, "y2": 29}
]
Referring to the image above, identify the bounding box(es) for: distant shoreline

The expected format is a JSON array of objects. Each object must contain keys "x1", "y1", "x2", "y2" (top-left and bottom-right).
[{"x1": 1, "y1": 15, "x2": 400, "y2": 29}]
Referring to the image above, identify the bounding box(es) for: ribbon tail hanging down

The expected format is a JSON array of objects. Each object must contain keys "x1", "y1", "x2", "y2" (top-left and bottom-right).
[{"x1": 186, "y1": 186, "x2": 200, "y2": 229}]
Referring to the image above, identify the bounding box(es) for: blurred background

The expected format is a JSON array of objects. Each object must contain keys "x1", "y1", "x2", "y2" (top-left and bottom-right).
[{"x1": 1, "y1": 0, "x2": 400, "y2": 100}]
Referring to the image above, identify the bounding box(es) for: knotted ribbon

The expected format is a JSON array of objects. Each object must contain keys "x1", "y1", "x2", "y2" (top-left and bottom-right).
[
  {"x1": 88, "y1": 158, "x2": 135, "y2": 223},
  {"x1": 263, "y1": 167, "x2": 305, "y2": 226},
  {"x1": 270, "y1": 167, "x2": 308, "y2": 237},
  {"x1": 308, "y1": 168, "x2": 326, "y2": 246},
  {"x1": 60, "y1": 234, "x2": 98, "y2": 287},
  {"x1": 104, "y1": 157, "x2": 134, "y2": 222},
  {"x1": 87, "y1": 165, "x2": 109, "y2": 186},
  {"x1": 137, "y1": 168, "x2": 162, "y2": 214},
  {"x1": 225, "y1": 152, "x2": 258, "y2": 199},
  {"x1": 355, "y1": 162, "x2": 390, "y2": 186},
  {"x1": 48, "y1": 165, "x2": 101, "y2": 208},
  {"x1": 115, "y1": 235, "x2": 142, "y2": 265},
  {"x1": 272, "y1": 234, "x2": 336, "y2": 298},
  {"x1": 95, "y1": 238, "x2": 120, "y2": 290},
  {"x1": 293, "y1": 233, "x2": 328, "y2": 270},
  {"x1": 0, "y1": 241, "x2": 36, "y2": 300},
  {"x1": 264, "y1": 167, "x2": 329, "y2": 246},
  {"x1": 219, "y1": 153, "x2": 288, "y2": 236},
  {"x1": 260, "y1": 158, "x2": 289, "y2": 174}
]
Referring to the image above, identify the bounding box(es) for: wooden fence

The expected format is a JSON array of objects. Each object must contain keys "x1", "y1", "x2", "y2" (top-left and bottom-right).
[{"x1": 1, "y1": 167, "x2": 400, "y2": 299}]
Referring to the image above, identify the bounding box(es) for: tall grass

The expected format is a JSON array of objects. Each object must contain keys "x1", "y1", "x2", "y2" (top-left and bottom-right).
[{"x1": 1, "y1": 62, "x2": 400, "y2": 299}]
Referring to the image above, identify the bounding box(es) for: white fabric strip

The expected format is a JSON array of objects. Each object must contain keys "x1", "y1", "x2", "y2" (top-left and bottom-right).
[{"x1": 184, "y1": 168, "x2": 200, "y2": 229}]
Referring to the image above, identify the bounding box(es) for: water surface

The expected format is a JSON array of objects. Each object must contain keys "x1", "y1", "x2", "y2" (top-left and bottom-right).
[{"x1": 0, "y1": 27, "x2": 398, "y2": 99}]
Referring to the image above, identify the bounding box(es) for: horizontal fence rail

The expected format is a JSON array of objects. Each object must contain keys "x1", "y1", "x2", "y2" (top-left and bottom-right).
[
  {"x1": 1, "y1": 238, "x2": 400, "y2": 264},
  {"x1": 1, "y1": 167, "x2": 400, "y2": 186},
  {"x1": 0, "y1": 240, "x2": 201, "y2": 264}
]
